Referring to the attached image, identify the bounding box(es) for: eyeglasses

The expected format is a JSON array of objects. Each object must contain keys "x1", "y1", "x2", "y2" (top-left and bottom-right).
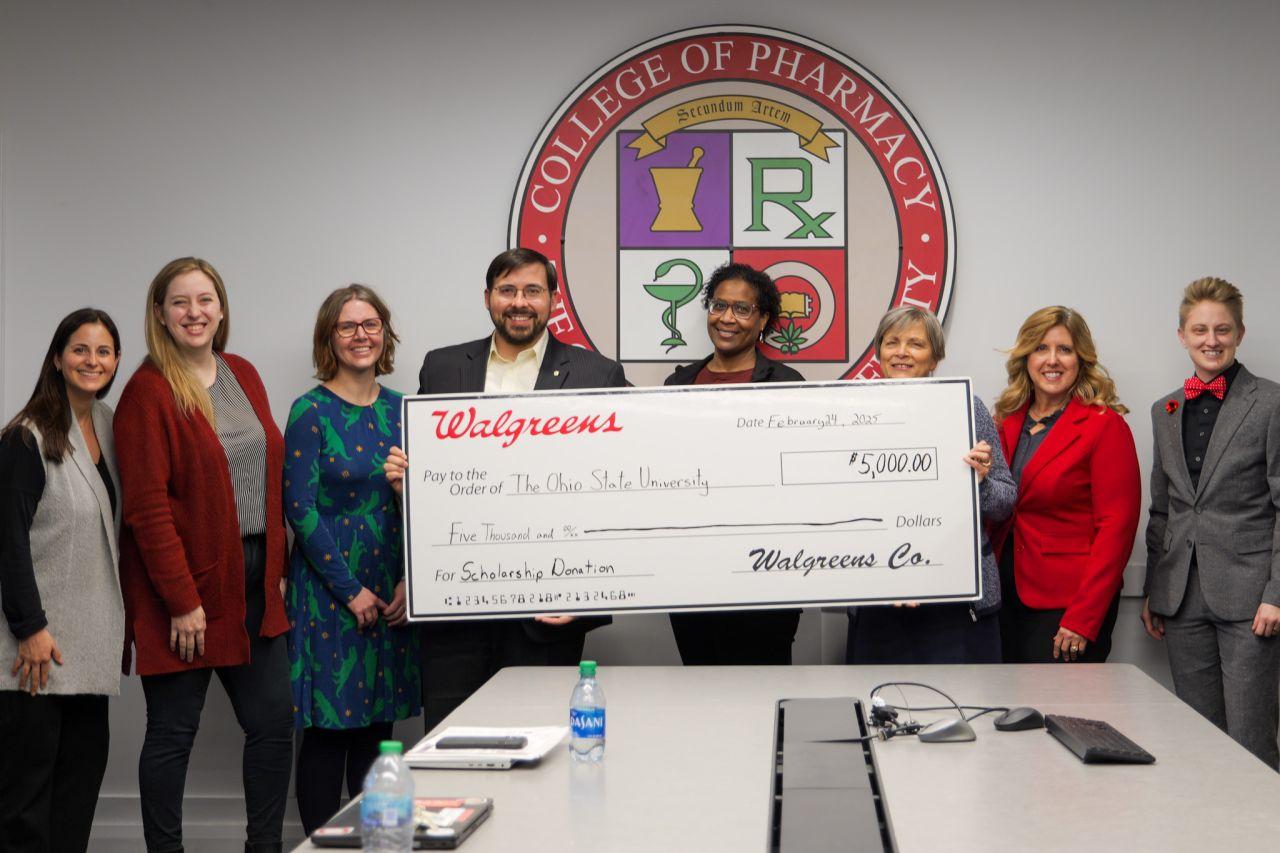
[
  {"x1": 334, "y1": 318, "x2": 384, "y2": 338},
  {"x1": 708, "y1": 299, "x2": 758, "y2": 320},
  {"x1": 492, "y1": 284, "x2": 549, "y2": 302}
]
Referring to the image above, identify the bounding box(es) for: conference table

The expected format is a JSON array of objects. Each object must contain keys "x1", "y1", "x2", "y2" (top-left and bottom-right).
[{"x1": 294, "y1": 664, "x2": 1278, "y2": 851}]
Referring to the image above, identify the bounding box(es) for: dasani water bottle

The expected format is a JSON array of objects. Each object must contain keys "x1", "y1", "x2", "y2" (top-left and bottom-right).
[
  {"x1": 570, "y1": 660, "x2": 606, "y2": 762},
  {"x1": 361, "y1": 740, "x2": 415, "y2": 851}
]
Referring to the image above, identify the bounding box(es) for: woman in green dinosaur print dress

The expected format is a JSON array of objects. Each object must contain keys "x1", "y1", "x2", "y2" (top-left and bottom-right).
[{"x1": 284, "y1": 286, "x2": 420, "y2": 834}]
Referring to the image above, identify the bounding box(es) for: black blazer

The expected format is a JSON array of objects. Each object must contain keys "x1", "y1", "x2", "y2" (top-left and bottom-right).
[
  {"x1": 417, "y1": 333, "x2": 628, "y2": 642},
  {"x1": 419, "y1": 334, "x2": 628, "y2": 395}
]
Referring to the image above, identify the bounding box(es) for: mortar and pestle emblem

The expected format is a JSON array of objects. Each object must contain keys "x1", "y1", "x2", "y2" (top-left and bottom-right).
[{"x1": 649, "y1": 147, "x2": 705, "y2": 232}]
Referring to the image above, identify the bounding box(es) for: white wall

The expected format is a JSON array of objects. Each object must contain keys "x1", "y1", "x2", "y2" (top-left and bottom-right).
[{"x1": 3, "y1": 0, "x2": 1278, "y2": 847}]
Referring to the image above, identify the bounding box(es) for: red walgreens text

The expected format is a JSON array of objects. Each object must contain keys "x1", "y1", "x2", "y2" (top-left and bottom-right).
[{"x1": 430, "y1": 406, "x2": 623, "y2": 448}]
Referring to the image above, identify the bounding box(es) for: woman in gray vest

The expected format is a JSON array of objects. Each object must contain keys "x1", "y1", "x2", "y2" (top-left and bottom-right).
[{"x1": 0, "y1": 307, "x2": 125, "y2": 852}]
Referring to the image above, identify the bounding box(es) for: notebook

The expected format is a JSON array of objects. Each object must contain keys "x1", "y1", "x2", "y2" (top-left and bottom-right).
[{"x1": 309, "y1": 796, "x2": 493, "y2": 849}]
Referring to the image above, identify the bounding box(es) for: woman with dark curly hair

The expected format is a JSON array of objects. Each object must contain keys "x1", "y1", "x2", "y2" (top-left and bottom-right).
[
  {"x1": 991, "y1": 306, "x2": 1141, "y2": 664},
  {"x1": 664, "y1": 262, "x2": 805, "y2": 665}
]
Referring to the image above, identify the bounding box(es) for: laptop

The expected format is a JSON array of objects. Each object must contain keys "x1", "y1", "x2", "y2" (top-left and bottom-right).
[
  {"x1": 404, "y1": 726, "x2": 568, "y2": 770},
  {"x1": 310, "y1": 797, "x2": 493, "y2": 849}
]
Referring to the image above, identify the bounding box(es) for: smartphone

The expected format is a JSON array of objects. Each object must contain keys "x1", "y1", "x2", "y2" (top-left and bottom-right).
[{"x1": 434, "y1": 735, "x2": 528, "y2": 750}]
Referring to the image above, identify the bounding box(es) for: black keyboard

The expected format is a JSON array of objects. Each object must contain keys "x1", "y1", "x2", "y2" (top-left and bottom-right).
[{"x1": 1044, "y1": 715, "x2": 1155, "y2": 764}]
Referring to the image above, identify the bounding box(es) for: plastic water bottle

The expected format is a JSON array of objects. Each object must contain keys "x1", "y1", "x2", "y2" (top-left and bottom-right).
[
  {"x1": 569, "y1": 660, "x2": 606, "y2": 762},
  {"x1": 361, "y1": 740, "x2": 415, "y2": 851}
]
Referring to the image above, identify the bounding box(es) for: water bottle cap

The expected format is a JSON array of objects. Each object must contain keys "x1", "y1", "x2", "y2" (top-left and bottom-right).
[
  {"x1": 379, "y1": 740, "x2": 404, "y2": 755},
  {"x1": 579, "y1": 660, "x2": 597, "y2": 677}
]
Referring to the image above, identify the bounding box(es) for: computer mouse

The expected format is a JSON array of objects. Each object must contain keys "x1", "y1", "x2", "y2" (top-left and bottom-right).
[{"x1": 994, "y1": 707, "x2": 1045, "y2": 731}]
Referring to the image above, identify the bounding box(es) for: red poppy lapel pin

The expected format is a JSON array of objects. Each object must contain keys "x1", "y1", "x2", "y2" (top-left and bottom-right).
[{"x1": 1165, "y1": 399, "x2": 1180, "y2": 414}]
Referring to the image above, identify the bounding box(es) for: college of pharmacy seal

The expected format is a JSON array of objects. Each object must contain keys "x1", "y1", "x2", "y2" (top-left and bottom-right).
[{"x1": 509, "y1": 25, "x2": 955, "y2": 385}]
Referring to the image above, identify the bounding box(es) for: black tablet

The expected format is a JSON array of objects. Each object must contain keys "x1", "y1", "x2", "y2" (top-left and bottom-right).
[{"x1": 310, "y1": 796, "x2": 493, "y2": 849}]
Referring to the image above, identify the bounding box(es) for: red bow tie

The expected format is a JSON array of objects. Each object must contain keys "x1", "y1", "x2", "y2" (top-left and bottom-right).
[{"x1": 1184, "y1": 375, "x2": 1226, "y2": 401}]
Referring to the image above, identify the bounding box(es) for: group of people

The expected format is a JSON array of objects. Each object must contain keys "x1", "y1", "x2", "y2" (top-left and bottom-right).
[{"x1": 0, "y1": 246, "x2": 1276, "y2": 853}]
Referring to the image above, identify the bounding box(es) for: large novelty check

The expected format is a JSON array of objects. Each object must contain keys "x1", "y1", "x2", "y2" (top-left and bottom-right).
[{"x1": 402, "y1": 379, "x2": 981, "y2": 620}]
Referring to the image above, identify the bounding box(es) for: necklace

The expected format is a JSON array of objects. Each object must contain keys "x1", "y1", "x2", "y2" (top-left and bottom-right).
[{"x1": 1027, "y1": 402, "x2": 1065, "y2": 435}]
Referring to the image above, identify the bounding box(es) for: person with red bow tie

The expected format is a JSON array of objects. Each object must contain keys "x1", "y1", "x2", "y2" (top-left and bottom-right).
[{"x1": 1143, "y1": 277, "x2": 1280, "y2": 769}]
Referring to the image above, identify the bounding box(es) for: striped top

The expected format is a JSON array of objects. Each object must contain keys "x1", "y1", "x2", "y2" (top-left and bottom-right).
[{"x1": 210, "y1": 355, "x2": 267, "y2": 537}]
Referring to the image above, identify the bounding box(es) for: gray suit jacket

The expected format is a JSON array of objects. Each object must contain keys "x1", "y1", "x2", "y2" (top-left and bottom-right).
[
  {"x1": 417, "y1": 333, "x2": 628, "y2": 640},
  {"x1": 0, "y1": 401, "x2": 124, "y2": 695},
  {"x1": 1144, "y1": 365, "x2": 1280, "y2": 620}
]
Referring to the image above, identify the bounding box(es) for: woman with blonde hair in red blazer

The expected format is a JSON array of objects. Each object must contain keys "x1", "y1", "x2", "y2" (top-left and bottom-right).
[
  {"x1": 115, "y1": 258, "x2": 292, "y2": 853},
  {"x1": 991, "y1": 306, "x2": 1141, "y2": 664}
]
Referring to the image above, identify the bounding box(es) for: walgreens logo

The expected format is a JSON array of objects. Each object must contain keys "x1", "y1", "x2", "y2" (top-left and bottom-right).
[{"x1": 430, "y1": 406, "x2": 623, "y2": 448}]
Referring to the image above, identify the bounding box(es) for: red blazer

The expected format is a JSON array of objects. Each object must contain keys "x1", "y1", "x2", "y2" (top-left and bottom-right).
[
  {"x1": 115, "y1": 354, "x2": 289, "y2": 676},
  {"x1": 992, "y1": 398, "x2": 1141, "y2": 641}
]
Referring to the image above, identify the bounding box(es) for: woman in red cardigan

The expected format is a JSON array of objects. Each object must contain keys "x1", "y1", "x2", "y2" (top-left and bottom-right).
[
  {"x1": 114, "y1": 257, "x2": 292, "y2": 853},
  {"x1": 991, "y1": 306, "x2": 1141, "y2": 664}
]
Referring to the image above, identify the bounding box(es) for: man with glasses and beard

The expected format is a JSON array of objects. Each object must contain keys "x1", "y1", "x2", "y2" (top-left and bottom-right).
[{"x1": 386, "y1": 247, "x2": 627, "y2": 730}]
